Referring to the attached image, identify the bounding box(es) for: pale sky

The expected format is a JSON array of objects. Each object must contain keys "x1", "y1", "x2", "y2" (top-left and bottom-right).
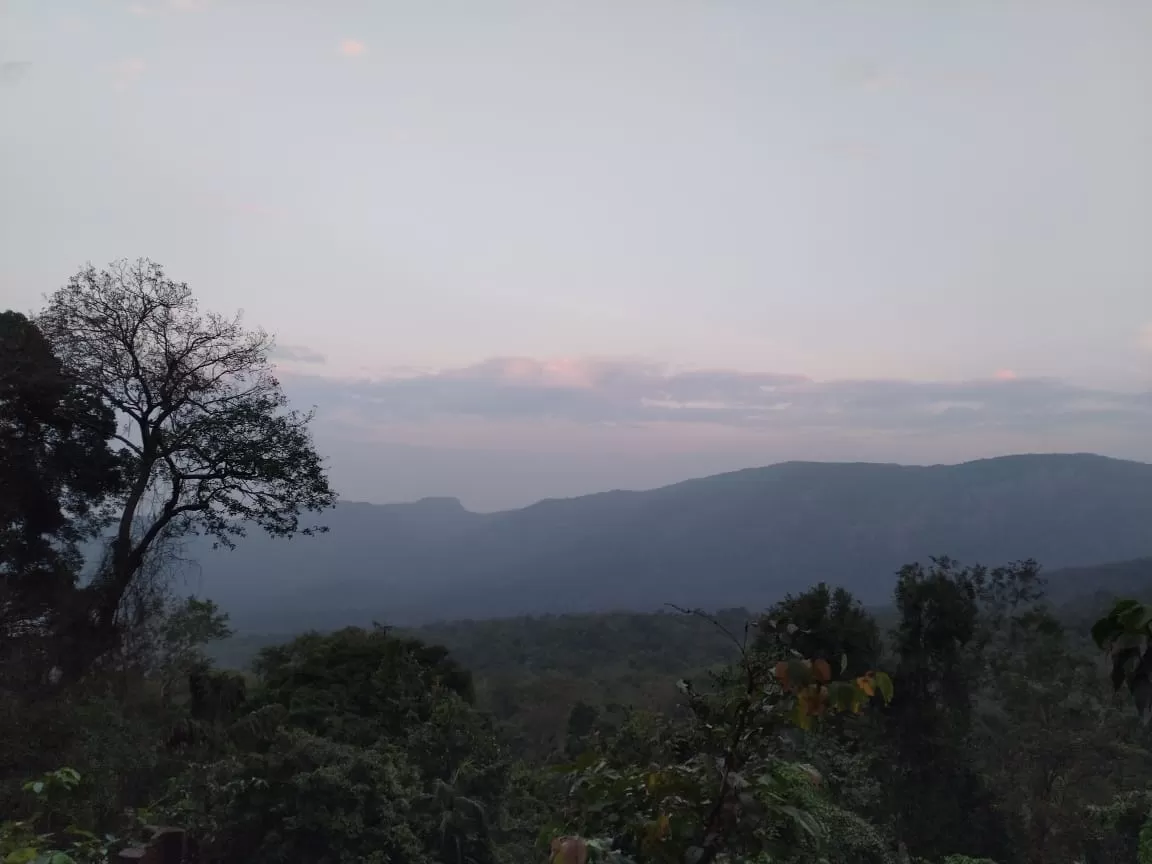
[{"x1": 2, "y1": 1, "x2": 1151, "y2": 510}]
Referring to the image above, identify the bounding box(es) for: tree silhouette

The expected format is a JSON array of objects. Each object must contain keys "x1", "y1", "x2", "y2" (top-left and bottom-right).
[
  {"x1": 0, "y1": 311, "x2": 124, "y2": 652},
  {"x1": 37, "y1": 259, "x2": 336, "y2": 639}
]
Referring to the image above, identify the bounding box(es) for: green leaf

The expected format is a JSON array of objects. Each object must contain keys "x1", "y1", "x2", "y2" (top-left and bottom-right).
[
  {"x1": 54, "y1": 769, "x2": 80, "y2": 787},
  {"x1": 789, "y1": 699, "x2": 810, "y2": 729},
  {"x1": 826, "y1": 681, "x2": 856, "y2": 712},
  {"x1": 1095, "y1": 600, "x2": 1152, "y2": 648},
  {"x1": 779, "y1": 804, "x2": 824, "y2": 843},
  {"x1": 1093, "y1": 615, "x2": 1122, "y2": 649},
  {"x1": 46, "y1": 854, "x2": 75, "y2": 864},
  {"x1": 1137, "y1": 810, "x2": 1152, "y2": 864},
  {"x1": 1120, "y1": 603, "x2": 1152, "y2": 633},
  {"x1": 785, "y1": 659, "x2": 813, "y2": 688},
  {"x1": 5, "y1": 849, "x2": 39, "y2": 864},
  {"x1": 873, "y1": 670, "x2": 894, "y2": 705}
]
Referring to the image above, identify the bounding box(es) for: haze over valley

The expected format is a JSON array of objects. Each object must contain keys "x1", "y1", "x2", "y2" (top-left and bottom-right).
[
  {"x1": 4, "y1": 3, "x2": 1152, "y2": 863},
  {"x1": 185, "y1": 452, "x2": 1152, "y2": 632}
]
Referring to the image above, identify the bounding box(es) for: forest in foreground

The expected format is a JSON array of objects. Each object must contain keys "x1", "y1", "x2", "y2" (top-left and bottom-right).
[
  {"x1": 9, "y1": 556, "x2": 1152, "y2": 864},
  {"x1": 6, "y1": 260, "x2": 1152, "y2": 864}
]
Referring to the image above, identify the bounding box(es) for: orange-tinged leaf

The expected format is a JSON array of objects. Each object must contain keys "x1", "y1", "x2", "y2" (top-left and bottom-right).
[
  {"x1": 798, "y1": 686, "x2": 812, "y2": 712},
  {"x1": 798, "y1": 764, "x2": 823, "y2": 786},
  {"x1": 812, "y1": 684, "x2": 829, "y2": 715},
  {"x1": 812, "y1": 658, "x2": 832, "y2": 683},
  {"x1": 797, "y1": 684, "x2": 828, "y2": 719},
  {"x1": 856, "y1": 676, "x2": 876, "y2": 697},
  {"x1": 551, "y1": 837, "x2": 588, "y2": 864},
  {"x1": 774, "y1": 661, "x2": 791, "y2": 689},
  {"x1": 786, "y1": 658, "x2": 814, "y2": 688}
]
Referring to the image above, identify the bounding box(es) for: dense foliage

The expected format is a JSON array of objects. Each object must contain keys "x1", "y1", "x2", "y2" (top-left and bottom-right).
[{"x1": 5, "y1": 267, "x2": 1152, "y2": 863}]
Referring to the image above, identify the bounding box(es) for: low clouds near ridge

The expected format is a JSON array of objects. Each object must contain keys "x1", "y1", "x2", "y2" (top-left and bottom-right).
[
  {"x1": 269, "y1": 356, "x2": 1152, "y2": 509},
  {"x1": 270, "y1": 343, "x2": 328, "y2": 364},
  {"x1": 282, "y1": 356, "x2": 1152, "y2": 434}
]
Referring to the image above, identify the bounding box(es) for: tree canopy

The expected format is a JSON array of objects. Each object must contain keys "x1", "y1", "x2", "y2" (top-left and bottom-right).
[
  {"x1": 34, "y1": 259, "x2": 335, "y2": 638},
  {"x1": 0, "y1": 312, "x2": 124, "y2": 613}
]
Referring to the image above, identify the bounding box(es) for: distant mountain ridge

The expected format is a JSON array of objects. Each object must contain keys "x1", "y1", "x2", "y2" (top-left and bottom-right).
[{"x1": 182, "y1": 453, "x2": 1152, "y2": 631}]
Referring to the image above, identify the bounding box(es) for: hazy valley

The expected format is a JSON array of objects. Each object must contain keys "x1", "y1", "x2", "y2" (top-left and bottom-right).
[{"x1": 189, "y1": 452, "x2": 1152, "y2": 632}]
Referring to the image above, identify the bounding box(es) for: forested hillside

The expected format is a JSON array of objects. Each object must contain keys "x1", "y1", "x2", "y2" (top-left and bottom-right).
[
  {"x1": 210, "y1": 556, "x2": 1152, "y2": 674},
  {"x1": 190, "y1": 454, "x2": 1152, "y2": 631},
  {"x1": 7, "y1": 264, "x2": 1152, "y2": 864},
  {"x1": 207, "y1": 559, "x2": 1152, "y2": 760}
]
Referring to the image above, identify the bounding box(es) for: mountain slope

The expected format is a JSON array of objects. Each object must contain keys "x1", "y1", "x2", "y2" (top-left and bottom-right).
[{"x1": 185, "y1": 453, "x2": 1152, "y2": 631}]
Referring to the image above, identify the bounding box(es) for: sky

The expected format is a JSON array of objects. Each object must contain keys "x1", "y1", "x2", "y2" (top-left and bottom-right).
[{"x1": 2, "y1": 0, "x2": 1151, "y2": 510}]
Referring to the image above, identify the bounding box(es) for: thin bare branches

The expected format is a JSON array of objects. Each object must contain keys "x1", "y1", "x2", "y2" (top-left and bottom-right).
[{"x1": 36, "y1": 259, "x2": 337, "y2": 632}]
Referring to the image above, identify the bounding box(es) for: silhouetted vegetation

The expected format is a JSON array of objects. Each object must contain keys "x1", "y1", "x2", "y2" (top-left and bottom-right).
[{"x1": 5, "y1": 265, "x2": 1152, "y2": 863}]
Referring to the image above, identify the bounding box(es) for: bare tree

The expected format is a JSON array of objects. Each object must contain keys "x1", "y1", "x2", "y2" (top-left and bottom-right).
[{"x1": 37, "y1": 259, "x2": 336, "y2": 636}]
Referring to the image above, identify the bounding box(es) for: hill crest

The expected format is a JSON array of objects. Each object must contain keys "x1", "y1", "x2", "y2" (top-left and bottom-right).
[{"x1": 187, "y1": 452, "x2": 1152, "y2": 631}]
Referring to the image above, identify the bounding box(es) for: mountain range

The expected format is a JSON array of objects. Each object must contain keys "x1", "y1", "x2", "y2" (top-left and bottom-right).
[{"x1": 174, "y1": 452, "x2": 1152, "y2": 632}]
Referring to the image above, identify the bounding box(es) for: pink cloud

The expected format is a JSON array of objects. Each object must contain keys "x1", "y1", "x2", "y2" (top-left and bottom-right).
[
  {"x1": 278, "y1": 357, "x2": 1152, "y2": 460},
  {"x1": 1140, "y1": 324, "x2": 1152, "y2": 351},
  {"x1": 113, "y1": 58, "x2": 146, "y2": 90},
  {"x1": 339, "y1": 39, "x2": 366, "y2": 58},
  {"x1": 449, "y1": 357, "x2": 638, "y2": 389}
]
